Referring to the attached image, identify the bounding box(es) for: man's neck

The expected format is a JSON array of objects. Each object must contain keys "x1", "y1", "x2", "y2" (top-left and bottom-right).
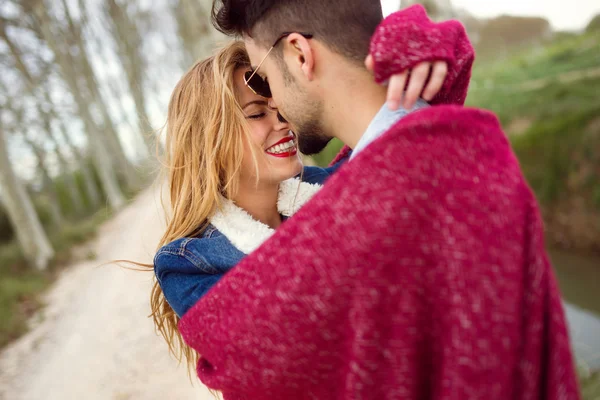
[{"x1": 321, "y1": 62, "x2": 387, "y2": 149}]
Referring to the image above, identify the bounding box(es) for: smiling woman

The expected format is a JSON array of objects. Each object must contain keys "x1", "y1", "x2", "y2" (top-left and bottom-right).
[{"x1": 143, "y1": 41, "x2": 337, "y2": 373}]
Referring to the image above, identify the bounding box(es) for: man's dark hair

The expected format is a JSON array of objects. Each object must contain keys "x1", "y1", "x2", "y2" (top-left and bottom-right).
[{"x1": 211, "y1": 0, "x2": 383, "y2": 64}]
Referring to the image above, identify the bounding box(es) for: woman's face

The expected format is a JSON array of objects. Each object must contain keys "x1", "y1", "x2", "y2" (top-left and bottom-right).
[{"x1": 234, "y1": 67, "x2": 303, "y2": 186}]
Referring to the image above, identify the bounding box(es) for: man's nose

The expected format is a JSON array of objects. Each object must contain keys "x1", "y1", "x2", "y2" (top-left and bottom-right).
[{"x1": 267, "y1": 98, "x2": 278, "y2": 109}]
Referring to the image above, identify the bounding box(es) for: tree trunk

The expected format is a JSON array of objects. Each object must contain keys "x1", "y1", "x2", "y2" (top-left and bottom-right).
[
  {"x1": 172, "y1": 0, "x2": 218, "y2": 66},
  {"x1": 34, "y1": 98, "x2": 86, "y2": 217},
  {"x1": 32, "y1": 1, "x2": 126, "y2": 211},
  {"x1": 22, "y1": 134, "x2": 64, "y2": 228},
  {"x1": 2, "y1": 18, "x2": 89, "y2": 216},
  {"x1": 54, "y1": 117, "x2": 102, "y2": 210},
  {"x1": 42, "y1": 89, "x2": 103, "y2": 211},
  {"x1": 46, "y1": 121, "x2": 86, "y2": 216},
  {"x1": 0, "y1": 42, "x2": 65, "y2": 228},
  {"x1": 83, "y1": 68, "x2": 141, "y2": 190},
  {"x1": 60, "y1": 0, "x2": 140, "y2": 190},
  {"x1": 104, "y1": 0, "x2": 155, "y2": 156},
  {"x1": 0, "y1": 127, "x2": 54, "y2": 270},
  {"x1": 77, "y1": 0, "x2": 151, "y2": 158}
]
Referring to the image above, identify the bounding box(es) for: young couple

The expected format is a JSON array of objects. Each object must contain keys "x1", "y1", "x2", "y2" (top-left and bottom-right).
[{"x1": 152, "y1": 1, "x2": 579, "y2": 399}]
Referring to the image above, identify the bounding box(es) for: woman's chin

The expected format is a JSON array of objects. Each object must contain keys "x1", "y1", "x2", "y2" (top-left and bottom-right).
[{"x1": 273, "y1": 163, "x2": 304, "y2": 183}]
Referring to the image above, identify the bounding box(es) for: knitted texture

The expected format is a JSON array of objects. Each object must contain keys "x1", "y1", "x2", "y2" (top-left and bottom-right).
[
  {"x1": 370, "y1": 4, "x2": 474, "y2": 106},
  {"x1": 179, "y1": 106, "x2": 579, "y2": 400},
  {"x1": 329, "y1": 144, "x2": 352, "y2": 167},
  {"x1": 330, "y1": 5, "x2": 475, "y2": 169}
]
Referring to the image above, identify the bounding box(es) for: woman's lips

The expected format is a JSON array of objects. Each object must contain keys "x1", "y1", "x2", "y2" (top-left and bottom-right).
[
  {"x1": 267, "y1": 136, "x2": 294, "y2": 149},
  {"x1": 265, "y1": 136, "x2": 297, "y2": 158},
  {"x1": 267, "y1": 148, "x2": 298, "y2": 158}
]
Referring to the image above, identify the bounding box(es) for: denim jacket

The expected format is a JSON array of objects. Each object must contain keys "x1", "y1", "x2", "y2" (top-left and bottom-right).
[{"x1": 154, "y1": 162, "x2": 347, "y2": 317}]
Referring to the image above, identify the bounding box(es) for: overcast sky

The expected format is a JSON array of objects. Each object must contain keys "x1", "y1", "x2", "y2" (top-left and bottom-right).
[{"x1": 381, "y1": 0, "x2": 600, "y2": 31}]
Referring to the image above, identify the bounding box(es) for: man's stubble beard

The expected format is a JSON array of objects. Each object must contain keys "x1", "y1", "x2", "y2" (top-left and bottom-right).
[{"x1": 279, "y1": 61, "x2": 332, "y2": 155}]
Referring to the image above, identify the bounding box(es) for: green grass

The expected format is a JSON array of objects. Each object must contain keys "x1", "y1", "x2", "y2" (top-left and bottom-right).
[
  {"x1": 0, "y1": 248, "x2": 48, "y2": 347},
  {"x1": 579, "y1": 364, "x2": 600, "y2": 400},
  {"x1": 311, "y1": 138, "x2": 345, "y2": 168},
  {"x1": 467, "y1": 32, "x2": 600, "y2": 124},
  {"x1": 509, "y1": 106, "x2": 600, "y2": 203},
  {"x1": 0, "y1": 210, "x2": 111, "y2": 349},
  {"x1": 467, "y1": 30, "x2": 600, "y2": 253},
  {"x1": 471, "y1": 32, "x2": 600, "y2": 86}
]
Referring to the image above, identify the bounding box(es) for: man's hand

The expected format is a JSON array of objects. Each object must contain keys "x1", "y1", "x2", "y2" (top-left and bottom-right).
[{"x1": 366, "y1": 55, "x2": 448, "y2": 111}]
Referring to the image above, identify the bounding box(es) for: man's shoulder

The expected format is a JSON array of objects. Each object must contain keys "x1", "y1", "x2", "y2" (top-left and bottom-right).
[
  {"x1": 385, "y1": 106, "x2": 504, "y2": 144},
  {"x1": 351, "y1": 106, "x2": 511, "y2": 169},
  {"x1": 317, "y1": 105, "x2": 528, "y2": 202}
]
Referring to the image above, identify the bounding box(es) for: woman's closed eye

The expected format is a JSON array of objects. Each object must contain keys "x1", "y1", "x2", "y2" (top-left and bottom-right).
[{"x1": 247, "y1": 112, "x2": 266, "y2": 120}]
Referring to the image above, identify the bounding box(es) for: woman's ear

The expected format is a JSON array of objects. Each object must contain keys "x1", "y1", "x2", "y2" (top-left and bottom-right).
[{"x1": 285, "y1": 33, "x2": 315, "y2": 81}]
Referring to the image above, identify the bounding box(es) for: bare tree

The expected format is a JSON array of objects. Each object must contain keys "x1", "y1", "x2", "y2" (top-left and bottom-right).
[
  {"x1": 37, "y1": 100, "x2": 86, "y2": 216},
  {"x1": 58, "y1": 0, "x2": 141, "y2": 190},
  {"x1": 0, "y1": 117, "x2": 54, "y2": 270},
  {"x1": 171, "y1": 0, "x2": 215, "y2": 67},
  {"x1": 27, "y1": 0, "x2": 126, "y2": 211},
  {"x1": 22, "y1": 133, "x2": 64, "y2": 226},
  {"x1": 54, "y1": 115, "x2": 103, "y2": 210},
  {"x1": 38, "y1": 83, "x2": 102, "y2": 211},
  {"x1": 102, "y1": 0, "x2": 156, "y2": 156},
  {"x1": 0, "y1": 20, "x2": 87, "y2": 217}
]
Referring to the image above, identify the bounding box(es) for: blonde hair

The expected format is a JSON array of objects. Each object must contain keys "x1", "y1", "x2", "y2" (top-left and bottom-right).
[{"x1": 151, "y1": 41, "x2": 259, "y2": 374}]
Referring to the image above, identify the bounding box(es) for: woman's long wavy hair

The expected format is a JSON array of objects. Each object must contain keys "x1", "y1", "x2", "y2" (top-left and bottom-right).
[{"x1": 150, "y1": 41, "x2": 259, "y2": 374}]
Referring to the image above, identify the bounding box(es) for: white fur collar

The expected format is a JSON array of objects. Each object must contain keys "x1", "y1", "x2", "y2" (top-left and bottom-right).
[{"x1": 210, "y1": 178, "x2": 322, "y2": 254}]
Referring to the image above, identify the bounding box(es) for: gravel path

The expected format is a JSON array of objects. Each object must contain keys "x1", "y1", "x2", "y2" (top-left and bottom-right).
[{"x1": 0, "y1": 186, "x2": 212, "y2": 400}]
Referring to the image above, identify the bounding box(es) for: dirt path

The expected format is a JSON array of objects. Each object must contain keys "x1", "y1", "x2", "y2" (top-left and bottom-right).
[{"x1": 0, "y1": 186, "x2": 213, "y2": 400}]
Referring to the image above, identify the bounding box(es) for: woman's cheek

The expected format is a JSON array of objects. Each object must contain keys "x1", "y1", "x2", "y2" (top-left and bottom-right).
[{"x1": 250, "y1": 121, "x2": 270, "y2": 147}]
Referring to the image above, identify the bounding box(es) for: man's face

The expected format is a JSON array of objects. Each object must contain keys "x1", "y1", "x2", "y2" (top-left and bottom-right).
[{"x1": 244, "y1": 36, "x2": 332, "y2": 155}]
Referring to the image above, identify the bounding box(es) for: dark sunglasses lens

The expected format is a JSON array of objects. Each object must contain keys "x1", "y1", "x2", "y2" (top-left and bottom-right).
[{"x1": 244, "y1": 70, "x2": 272, "y2": 98}]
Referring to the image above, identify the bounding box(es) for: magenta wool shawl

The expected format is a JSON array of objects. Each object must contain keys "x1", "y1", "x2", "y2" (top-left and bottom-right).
[{"x1": 179, "y1": 6, "x2": 580, "y2": 400}]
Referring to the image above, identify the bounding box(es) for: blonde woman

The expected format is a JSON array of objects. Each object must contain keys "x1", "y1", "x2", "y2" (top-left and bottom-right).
[{"x1": 152, "y1": 17, "x2": 458, "y2": 370}]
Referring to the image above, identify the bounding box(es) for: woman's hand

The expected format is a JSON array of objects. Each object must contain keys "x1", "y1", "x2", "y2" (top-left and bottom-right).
[{"x1": 365, "y1": 55, "x2": 448, "y2": 111}]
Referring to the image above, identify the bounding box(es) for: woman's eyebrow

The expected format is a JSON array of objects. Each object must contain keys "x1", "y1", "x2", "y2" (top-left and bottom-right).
[{"x1": 242, "y1": 100, "x2": 268, "y2": 110}]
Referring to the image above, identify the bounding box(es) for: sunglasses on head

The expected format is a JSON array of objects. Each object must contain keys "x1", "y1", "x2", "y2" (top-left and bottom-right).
[{"x1": 244, "y1": 32, "x2": 313, "y2": 98}]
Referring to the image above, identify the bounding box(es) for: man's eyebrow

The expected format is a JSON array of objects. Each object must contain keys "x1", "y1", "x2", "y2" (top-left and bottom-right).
[{"x1": 242, "y1": 100, "x2": 268, "y2": 110}]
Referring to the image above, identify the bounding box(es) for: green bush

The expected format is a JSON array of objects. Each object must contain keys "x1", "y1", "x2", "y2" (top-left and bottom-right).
[
  {"x1": 585, "y1": 14, "x2": 600, "y2": 34},
  {"x1": 0, "y1": 206, "x2": 14, "y2": 244},
  {"x1": 0, "y1": 271, "x2": 48, "y2": 348},
  {"x1": 0, "y1": 242, "x2": 25, "y2": 272},
  {"x1": 0, "y1": 208, "x2": 111, "y2": 350},
  {"x1": 579, "y1": 364, "x2": 600, "y2": 400},
  {"x1": 311, "y1": 138, "x2": 344, "y2": 168},
  {"x1": 0, "y1": 241, "x2": 47, "y2": 347},
  {"x1": 511, "y1": 108, "x2": 599, "y2": 203}
]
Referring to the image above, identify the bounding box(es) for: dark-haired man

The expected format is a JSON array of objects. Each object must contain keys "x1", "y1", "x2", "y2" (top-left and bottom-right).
[{"x1": 178, "y1": 2, "x2": 579, "y2": 399}]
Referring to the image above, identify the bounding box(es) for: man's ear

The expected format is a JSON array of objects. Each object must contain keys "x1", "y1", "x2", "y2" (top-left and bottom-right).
[{"x1": 285, "y1": 33, "x2": 315, "y2": 81}]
